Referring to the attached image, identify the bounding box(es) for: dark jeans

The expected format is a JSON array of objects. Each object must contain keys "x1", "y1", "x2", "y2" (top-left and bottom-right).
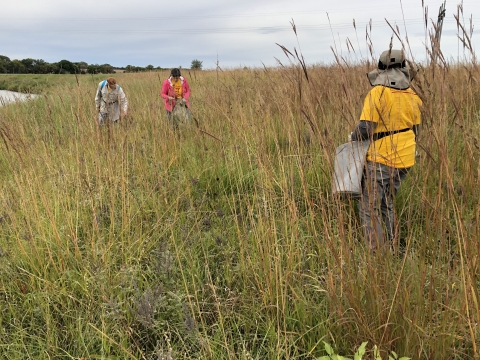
[{"x1": 358, "y1": 161, "x2": 409, "y2": 250}]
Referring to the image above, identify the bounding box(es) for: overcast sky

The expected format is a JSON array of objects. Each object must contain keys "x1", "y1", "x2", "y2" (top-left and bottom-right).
[{"x1": 1, "y1": 0, "x2": 478, "y2": 69}]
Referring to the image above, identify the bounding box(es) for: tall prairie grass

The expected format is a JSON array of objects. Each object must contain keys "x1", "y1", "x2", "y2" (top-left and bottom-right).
[{"x1": 0, "y1": 30, "x2": 479, "y2": 360}]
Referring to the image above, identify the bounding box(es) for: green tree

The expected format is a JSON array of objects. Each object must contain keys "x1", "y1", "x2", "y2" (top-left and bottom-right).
[
  {"x1": 10, "y1": 60, "x2": 26, "y2": 74},
  {"x1": 190, "y1": 59, "x2": 203, "y2": 70},
  {"x1": 21, "y1": 58, "x2": 36, "y2": 73},
  {"x1": 57, "y1": 59, "x2": 78, "y2": 74},
  {"x1": 0, "y1": 55, "x2": 11, "y2": 73},
  {"x1": 76, "y1": 61, "x2": 88, "y2": 69},
  {"x1": 76, "y1": 61, "x2": 89, "y2": 74},
  {"x1": 46, "y1": 63, "x2": 59, "y2": 74},
  {"x1": 125, "y1": 65, "x2": 143, "y2": 73},
  {"x1": 33, "y1": 59, "x2": 48, "y2": 74},
  {"x1": 87, "y1": 64, "x2": 98, "y2": 74},
  {"x1": 98, "y1": 64, "x2": 114, "y2": 74}
]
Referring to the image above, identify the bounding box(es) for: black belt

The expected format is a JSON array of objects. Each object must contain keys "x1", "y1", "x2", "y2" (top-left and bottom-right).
[
  {"x1": 102, "y1": 99, "x2": 118, "y2": 104},
  {"x1": 373, "y1": 128, "x2": 411, "y2": 141}
]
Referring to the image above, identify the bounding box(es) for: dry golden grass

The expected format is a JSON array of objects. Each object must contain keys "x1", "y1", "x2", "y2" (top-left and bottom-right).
[{"x1": 0, "y1": 35, "x2": 478, "y2": 359}]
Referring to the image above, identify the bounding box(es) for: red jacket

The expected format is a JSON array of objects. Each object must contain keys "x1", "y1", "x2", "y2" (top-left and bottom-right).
[{"x1": 161, "y1": 76, "x2": 191, "y2": 112}]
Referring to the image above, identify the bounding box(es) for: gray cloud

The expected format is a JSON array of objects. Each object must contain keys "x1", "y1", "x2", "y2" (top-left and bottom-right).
[{"x1": 1, "y1": 0, "x2": 478, "y2": 68}]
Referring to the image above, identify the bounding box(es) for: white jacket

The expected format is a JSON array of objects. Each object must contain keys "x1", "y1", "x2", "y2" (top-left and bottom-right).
[{"x1": 95, "y1": 80, "x2": 128, "y2": 121}]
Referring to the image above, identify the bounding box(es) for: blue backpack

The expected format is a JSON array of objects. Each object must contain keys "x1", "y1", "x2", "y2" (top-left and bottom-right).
[{"x1": 100, "y1": 80, "x2": 120, "y2": 91}]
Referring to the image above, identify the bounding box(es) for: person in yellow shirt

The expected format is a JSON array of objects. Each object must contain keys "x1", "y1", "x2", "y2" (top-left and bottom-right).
[{"x1": 350, "y1": 49, "x2": 422, "y2": 251}]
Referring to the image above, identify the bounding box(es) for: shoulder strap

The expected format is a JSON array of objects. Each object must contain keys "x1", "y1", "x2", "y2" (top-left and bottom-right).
[
  {"x1": 100, "y1": 80, "x2": 107, "y2": 90},
  {"x1": 373, "y1": 128, "x2": 411, "y2": 141}
]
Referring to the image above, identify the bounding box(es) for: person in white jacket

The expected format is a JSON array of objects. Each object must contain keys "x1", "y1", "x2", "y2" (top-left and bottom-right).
[{"x1": 95, "y1": 77, "x2": 128, "y2": 125}]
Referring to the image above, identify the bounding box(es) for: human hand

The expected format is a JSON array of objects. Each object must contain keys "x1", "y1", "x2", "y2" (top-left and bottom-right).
[{"x1": 168, "y1": 96, "x2": 175, "y2": 101}]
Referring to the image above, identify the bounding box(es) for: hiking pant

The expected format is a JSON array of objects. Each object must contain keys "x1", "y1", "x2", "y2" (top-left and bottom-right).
[
  {"x1": 98, "y1": 112, "x2": 119, "y2": 125},
  {"x1": 358, "y1": 161, "x2": 410, "y2": 250}
]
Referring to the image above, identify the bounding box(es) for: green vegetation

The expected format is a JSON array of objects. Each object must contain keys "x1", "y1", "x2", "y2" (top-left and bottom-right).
[
  {"x1": 0, "y1": 54, "x2": 175, "y2": 77},
  {"x1": 317, "y1": 341, "x2": 410, "y2": 360},
  {"x1": 191, "y1": 59, "x2": 203, "y2": 70},
  {"x1": 0, "y1": 31, "x2": 479, "y2": 360},
  {"x1": 0, "y1": 74, "x2": 75, "y2": 94},
  {"x1": 0, "y1": 56, "x2": 116, "y2": 75},
  {"x1": 0, "y1": 74, "x2": 125, "y2": 95}
]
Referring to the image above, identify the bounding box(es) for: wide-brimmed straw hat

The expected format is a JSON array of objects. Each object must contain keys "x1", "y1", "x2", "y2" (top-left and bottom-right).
[{"x1": 367, "y1": 49, "x2": 411, "y2": 90}]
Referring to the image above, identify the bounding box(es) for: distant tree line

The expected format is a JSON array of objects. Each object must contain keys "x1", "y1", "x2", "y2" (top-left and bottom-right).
[
  {"x1": 124, "y1": 65, "x2": 164, "y2": 73},
  {"x1": 0, "y1": 55, "x2": 116, "y2": 75},
  {"x1": 0, "y1": 55, "x2": 203, "y2": 74},
  {"x1": 123, "y1": 60, "x2": 203, "y2": 72}
]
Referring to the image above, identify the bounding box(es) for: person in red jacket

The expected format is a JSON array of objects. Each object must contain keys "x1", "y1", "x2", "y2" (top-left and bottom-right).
[{"x1": 161, "y1": 68, "x2": 191, "y2": 128}]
